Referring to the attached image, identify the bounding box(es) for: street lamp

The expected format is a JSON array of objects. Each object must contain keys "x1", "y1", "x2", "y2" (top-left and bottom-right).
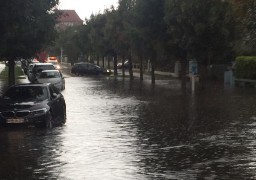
[{"x1": 60, "y1": 47, "x2": 63, "y2": 64}]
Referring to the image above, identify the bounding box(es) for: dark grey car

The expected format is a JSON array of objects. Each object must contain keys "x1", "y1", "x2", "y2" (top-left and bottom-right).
[
  {"x1": 0, "y1": 83, "x2": 66, "y2": 128},
  {"x1": 71, "y1": 62, "x2": 111, "y2": 76}
]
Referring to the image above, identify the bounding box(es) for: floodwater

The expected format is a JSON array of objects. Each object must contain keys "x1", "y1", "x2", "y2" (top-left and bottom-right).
[{"x1": 1, "y1": 72, "x2": 256, "y2": 179}]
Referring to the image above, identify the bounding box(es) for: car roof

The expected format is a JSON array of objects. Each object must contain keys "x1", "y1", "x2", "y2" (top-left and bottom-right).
[
  {"x1": 11, "y1": 83, "x2": 51, "y2": 88},
  {"x1": 74, "y1": 62, "x2": 100, "y2": 66},
  {"x1": 41, "y1": 70, "x2": 60, "y2": 73},
  {"x1": 34, "y1": 63, "x2": 54, "y2": 66},
  {"x1": 75, "y1": 62, "x2": 89, "y2": 65}
]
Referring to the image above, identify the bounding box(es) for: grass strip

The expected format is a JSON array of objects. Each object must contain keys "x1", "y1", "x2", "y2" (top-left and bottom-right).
[{"x1": 0, "y1": 65, "x2": 26, "y2": 80}]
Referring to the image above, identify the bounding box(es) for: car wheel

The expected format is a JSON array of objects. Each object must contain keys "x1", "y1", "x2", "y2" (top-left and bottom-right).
[
  {"x1": 45, "y1": 112, "x2": 53, "y2": 128},
  {"x1": 62, "y1": 107, "x2": 66, "y2": 125}
]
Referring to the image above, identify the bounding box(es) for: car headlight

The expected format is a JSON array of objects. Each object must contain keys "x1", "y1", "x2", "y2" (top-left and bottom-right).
[{"x1": 29, "y1": 108, "x2": 47, "y2": 117}]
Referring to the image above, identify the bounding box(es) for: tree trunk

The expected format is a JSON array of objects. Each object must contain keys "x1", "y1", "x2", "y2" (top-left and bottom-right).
[
  {"x1": 97, "y1": 56, "x2": 99, "y2": 66},
  {"x1": 107, "y1": 56, "x2": 110, "y2": 69},
  {"x1": 180, "y1": 60, "x2": 187, "y2": 90},
  {"x1": 150, "y1": 52, "x2": 156, "y2": 85},
  {"x1": 151, "y1": 61, "x2": 155, "y2": 85},
  {"x1": 128, "y1": 54, "x2": 134, "y2": 80},
  {"x1": 122, "y1": 56, "x2": 125, "y2": 78},
  {"x1": 102, "y1": 56, "x2": 105, "y2": 68},
  {"x1": 8, "y1": 60, "x2": 15, "y2": 86},
  {"x1": 139, "y1": 56, "x2": 143, "y2": 81},
  {"x1": 113, "y1": 54, "x2": 117, "y2": 76}
]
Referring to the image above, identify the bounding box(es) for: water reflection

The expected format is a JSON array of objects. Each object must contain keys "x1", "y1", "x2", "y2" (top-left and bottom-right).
[{"x1": 0, "y1": 128, "x2": 66, "y2": 179}]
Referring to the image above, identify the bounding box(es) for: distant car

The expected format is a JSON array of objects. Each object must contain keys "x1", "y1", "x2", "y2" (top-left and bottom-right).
[
  {"x1": 117, "y1": 60, "x2": 130, "y2": 69},
  {"x1": 0, "y1": 83, "x2": 66, "y2": 128},
  {"x1": 36, "y1": 70, "x2": 65, "y2": 91},
  {"x1": 50, "y1": 61, "x2": 61, "y2": 70},
  {"x1": 46, "y1": 57, "x2": 61, "y2": 70},
  {"x1": 29, "y1": 63, "x2": 56, "y2": 82},
  {"x1": 47, "y1": 56, "x2": 58, "y2": 62},
  {"x1": 71, "y1": 62, "x2": 111, "y2": 76}
]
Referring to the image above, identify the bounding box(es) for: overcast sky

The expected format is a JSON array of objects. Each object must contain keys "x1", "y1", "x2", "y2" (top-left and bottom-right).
[{"x1": 59, "y1": 0, "x2": 118, "y2": 20}]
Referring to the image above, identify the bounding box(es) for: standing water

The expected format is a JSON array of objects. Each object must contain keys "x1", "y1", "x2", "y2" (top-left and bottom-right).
[{"x1": 0, "y1": 73, "x2": 256, "y2": 179}]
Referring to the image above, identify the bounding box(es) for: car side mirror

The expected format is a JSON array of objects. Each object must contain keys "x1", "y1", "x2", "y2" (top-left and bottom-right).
[{"x1": 52, "y1": 93, "x2": 58, "y2": 98}]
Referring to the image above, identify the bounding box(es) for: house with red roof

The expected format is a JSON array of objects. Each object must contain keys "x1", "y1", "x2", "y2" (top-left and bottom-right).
[{"x1": 56, "y1": 10, "x2": 83, "y2": 30}]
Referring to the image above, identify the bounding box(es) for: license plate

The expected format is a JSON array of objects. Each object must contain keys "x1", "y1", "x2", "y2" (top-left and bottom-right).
[{"x1": 7, "y1": 118, "x2": 24, "y2": 124}]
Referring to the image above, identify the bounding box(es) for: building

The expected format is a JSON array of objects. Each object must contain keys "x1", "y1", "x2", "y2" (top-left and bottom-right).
[{"x1": 56, "y1": 10, "x2": 83, "y2": 30}]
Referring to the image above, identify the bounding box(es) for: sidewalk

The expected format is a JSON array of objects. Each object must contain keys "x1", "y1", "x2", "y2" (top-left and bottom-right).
[
  {"x1": 61, "y1": 62, "x2": 177, "y2": 80},
  {"x1": 0, "y1": 63, "x2": 5, "y2": 73}
]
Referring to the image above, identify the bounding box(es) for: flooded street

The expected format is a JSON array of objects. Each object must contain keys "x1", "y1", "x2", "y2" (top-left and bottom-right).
[{"x1": 1, "y1": 71, "x2": 256, "y2": 179}]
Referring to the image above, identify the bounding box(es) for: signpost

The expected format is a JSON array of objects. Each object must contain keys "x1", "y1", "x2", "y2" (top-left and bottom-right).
[{"x1": 189, "y1": 60, "x2": 198, "y2": 93}]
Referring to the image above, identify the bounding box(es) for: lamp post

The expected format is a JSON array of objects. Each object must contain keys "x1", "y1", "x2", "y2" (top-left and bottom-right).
[{"x1": 60, "y1": 47, "x2": 63, "y2": 64}]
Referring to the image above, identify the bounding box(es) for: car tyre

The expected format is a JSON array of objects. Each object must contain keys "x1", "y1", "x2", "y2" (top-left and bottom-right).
[
  {"x1": 62, "y1": 106, "x2": 67, "y2": 125},
  {"x1": 45, "y1": 112, "x2": 53, "y2": 128}
]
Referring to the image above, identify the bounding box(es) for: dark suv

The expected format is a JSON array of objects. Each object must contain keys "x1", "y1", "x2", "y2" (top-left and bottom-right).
[{"x1": 71, "y1": 62, "x2": 111, "y2": 76}]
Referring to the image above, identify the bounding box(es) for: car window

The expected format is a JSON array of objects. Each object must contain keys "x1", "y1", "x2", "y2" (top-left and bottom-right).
[
  {"x1": 33, "y1": 65, "x2": 55, "y2": 73},
  {"x1": 39, "y1": 71, "x2": 60, "y2": 78},
  {"x1": 49, "y1": 84, "x2": 60, "y2": 98},
  {"x1": 87, "y1": 64, "x2": 95, "y2": 70},
  {"x1": 3, "y1": 86, "x2": 48, "y2": 101}
]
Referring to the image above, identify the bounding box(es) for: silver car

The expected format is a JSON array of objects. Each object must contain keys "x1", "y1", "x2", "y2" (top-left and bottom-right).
[{"x1": 35, "y1": 70, "x2": 65, "y2": 91}]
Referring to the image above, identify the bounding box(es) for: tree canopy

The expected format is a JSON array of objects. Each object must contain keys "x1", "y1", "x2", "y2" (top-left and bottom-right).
[
  {"x1": 0, "y1": 0, "x2": 59, "y2": 60},
  {"x1": 49, "y1": 0, "x2": 255, "y2": 81},
  {"x1": 0, "y1": 0, "x2": 59, "y2": 85}
]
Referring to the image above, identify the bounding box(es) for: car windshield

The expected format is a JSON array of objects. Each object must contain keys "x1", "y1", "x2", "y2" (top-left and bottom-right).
[
  {"x1": 3, "y1": 86, "x2": 49, "y2": 101},
  {"x1": 50, "y1": 62, "x2": 58, "y2": 65},
  {"x1": 34, "y1": 65, "x2": 55, "y2": 73},
  {"x1": 39, "y1": 71, "x2": 60, "y2": 78}
]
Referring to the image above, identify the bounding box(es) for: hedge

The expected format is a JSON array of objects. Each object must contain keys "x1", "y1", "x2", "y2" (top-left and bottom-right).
[{"x1": 234, "y1": 56, "x2": 256, "y2": 79}]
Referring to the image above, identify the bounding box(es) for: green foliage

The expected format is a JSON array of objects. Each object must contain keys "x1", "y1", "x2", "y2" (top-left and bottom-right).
[
  {"x1": 50, "y1": 26, "x2": 83, "y2": 64},
  {"x1": 134, "y1": 0, "x2": 167, "y2": 56},
  {"x1": 234, "y1": 56, "x2": 256, "y2": 79},
  {"x1": 164, "y1": 0, "x2": 236, "y2": 64},
  {"x1": 0, "y1": 0, "x2": 59, "y2": 60},
  {"x1": 49, "y1": 0, "x2": 244, "y2": 73},
  {"x1": 0, "y1": 64, "x2": 25, "y2": 80}
]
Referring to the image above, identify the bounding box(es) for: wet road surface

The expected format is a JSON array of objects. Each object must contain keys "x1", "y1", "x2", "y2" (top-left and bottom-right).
[{"x1": 1, "y1": 67, "x2": 256, "y2": 179}]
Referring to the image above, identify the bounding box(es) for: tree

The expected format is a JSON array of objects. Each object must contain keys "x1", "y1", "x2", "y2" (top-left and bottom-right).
[
  {"x1": 0, "y1": 0, "x2": 59, "y2": 85},
  {"x1": 165, "y1": 0, "x2": 235, "y2": 86},
  {"x1": 133, "y1": 0, "x2": 167, "y2": 84},
  {"x1": 87, "y1": 13, "x2": 108, "y2": 66},
  {"x1": 231, "y1": 0, "x2": 256, "y2": 54}
]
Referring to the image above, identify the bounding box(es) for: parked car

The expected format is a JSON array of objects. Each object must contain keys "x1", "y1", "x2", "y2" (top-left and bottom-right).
[
  {"x1": 29, "y1": 63, "x2": 56, "y2": 82},
  {"x1": 71, "y1": 62, "x2": 111, "y2": 76},
  {"x1": 0, "y1": 83, "x2": 66, "y2": 128},
  {"x1": 50, "y1": 61, "x2": 61, "y2": 70},
  {"x1": 117, "y1": 60, "x2": 130, "y2": 69},
  {"x1": 27, "y1": 63, "x2": 36, "y2": 81},
  {"x1": 36, "y1": 70, "x2": 65, "y2": 91},
  {"x1": 46, "y1": 57, "x2": 61, "y2": 70}
]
